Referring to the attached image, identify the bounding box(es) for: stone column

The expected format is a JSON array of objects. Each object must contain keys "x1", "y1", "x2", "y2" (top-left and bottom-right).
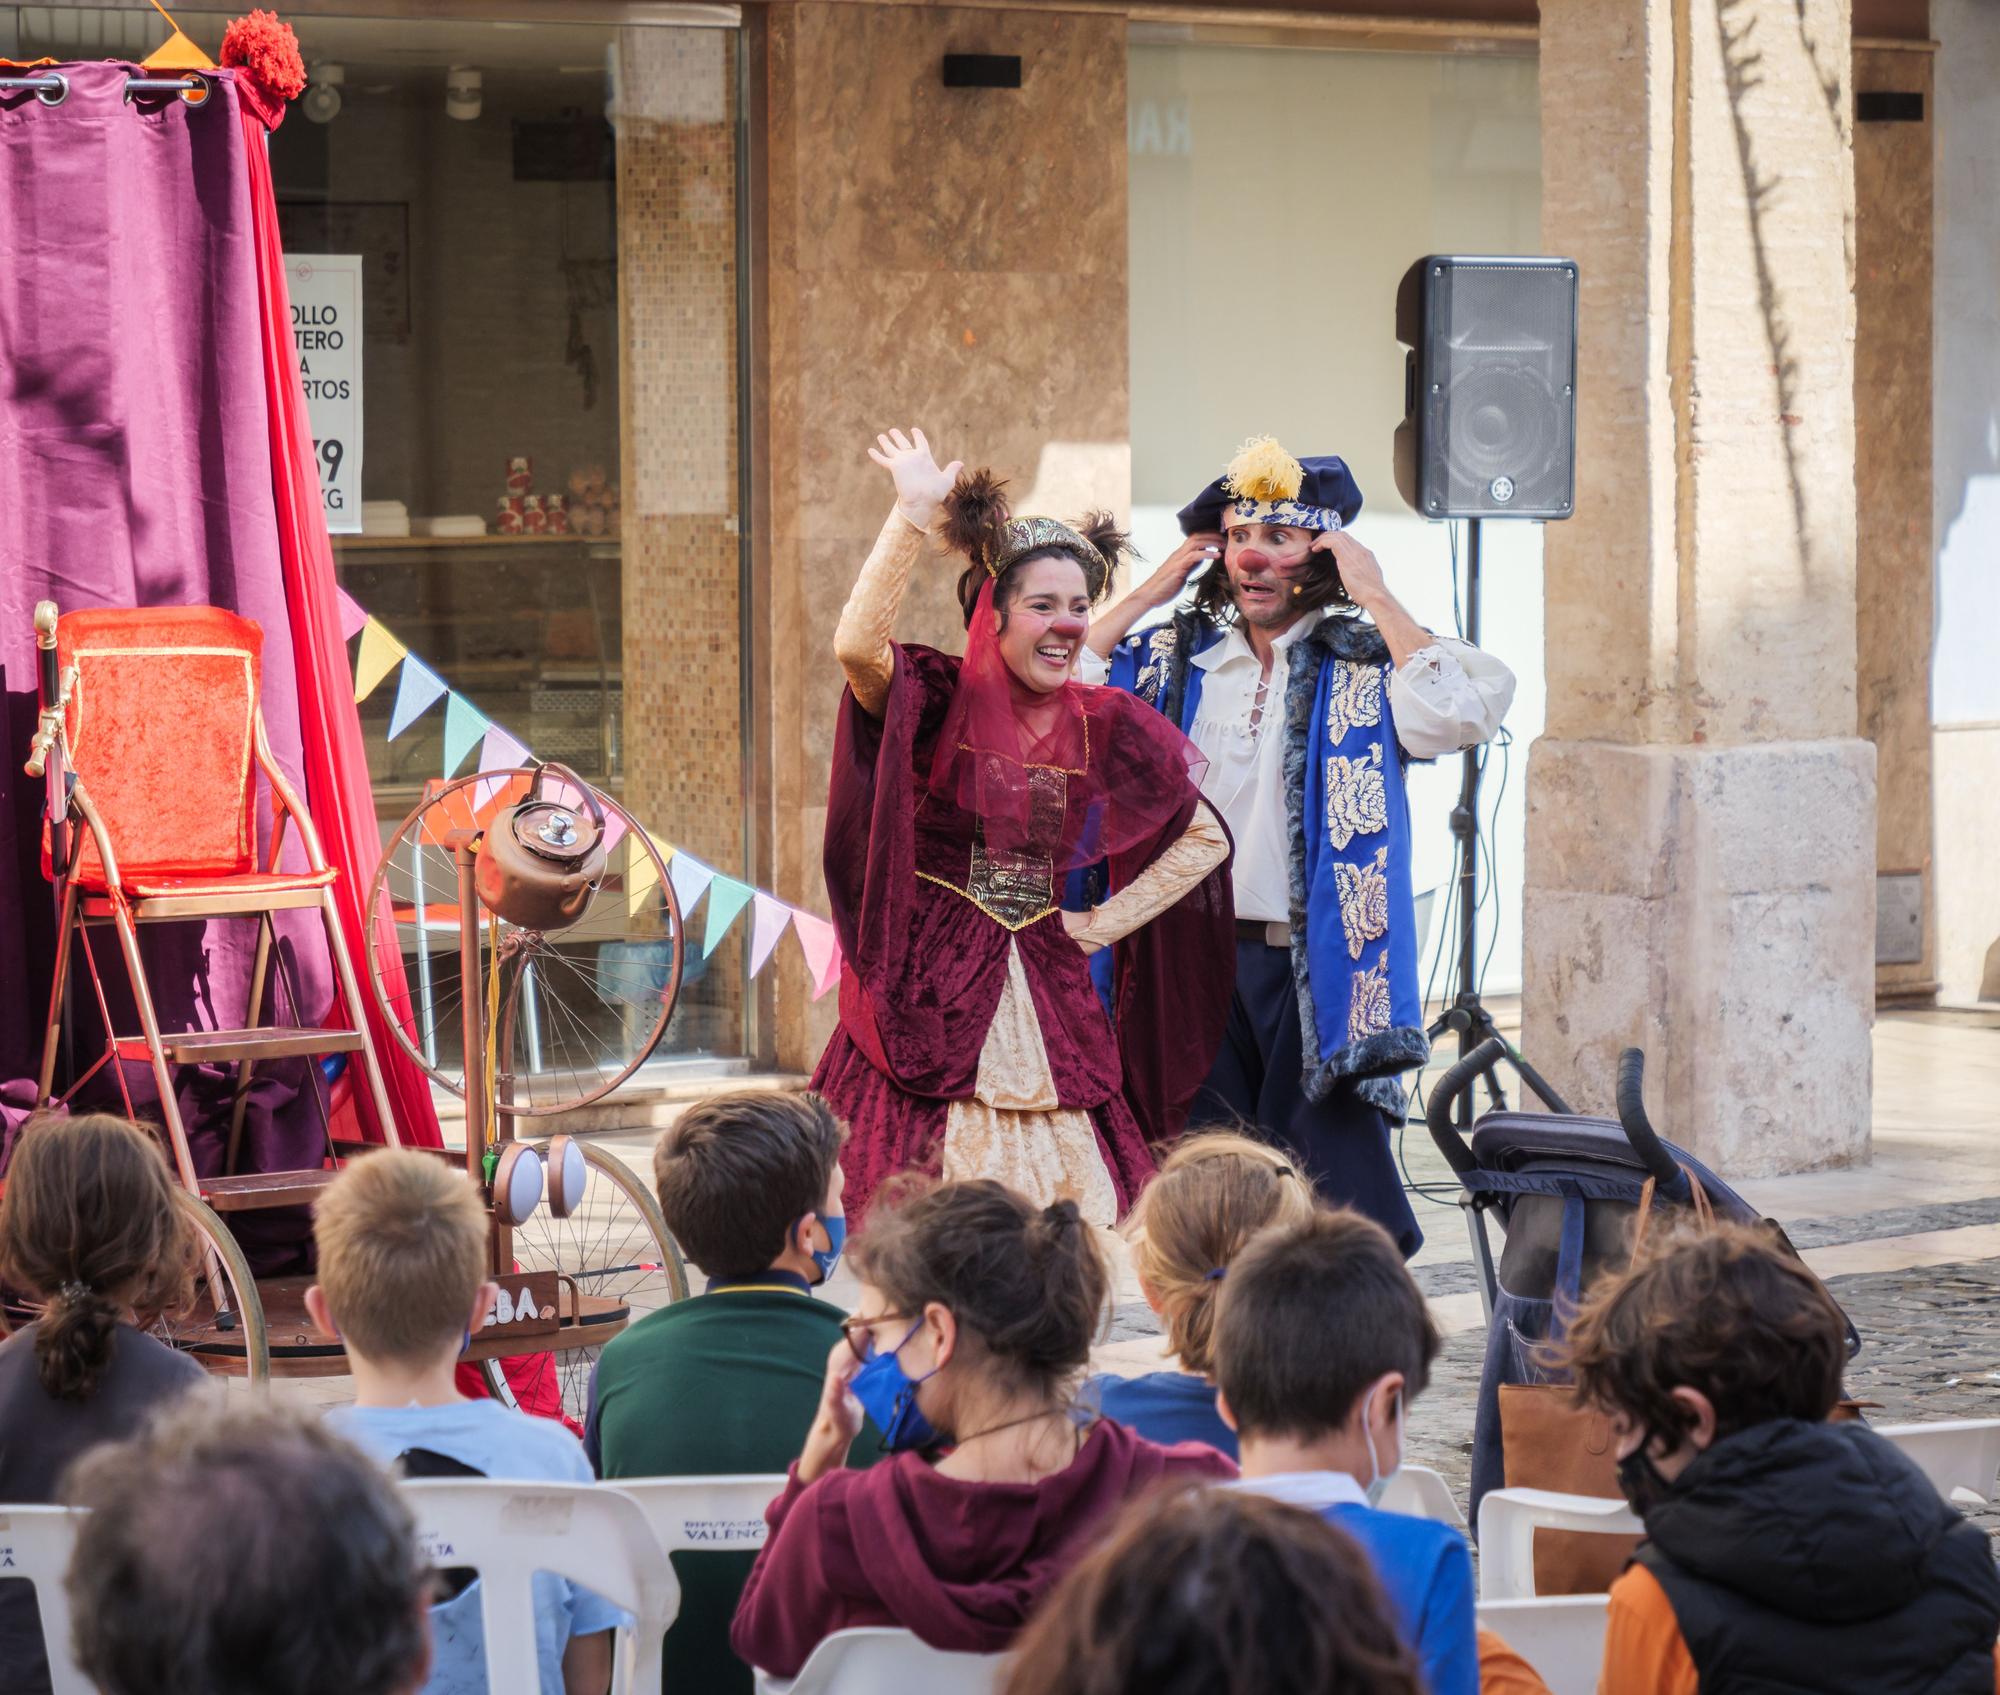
[{"x1": 1525, "y1": 0, "x2": 1875, "y2": 1174}]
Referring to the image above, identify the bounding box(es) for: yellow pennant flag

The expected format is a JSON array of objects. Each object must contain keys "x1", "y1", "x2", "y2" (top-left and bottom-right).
[
  {"x1": 354, "y1": 619, "x2": 408, "y2": 705},
  {"x1": 625, "y1": 837, "x2": 663, "y2": 918}
]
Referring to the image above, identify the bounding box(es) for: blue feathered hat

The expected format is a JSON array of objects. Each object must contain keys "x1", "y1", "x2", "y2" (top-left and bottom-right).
[{"x1": 1176, "y1": 436, "x2": 1363, "y2": 537}]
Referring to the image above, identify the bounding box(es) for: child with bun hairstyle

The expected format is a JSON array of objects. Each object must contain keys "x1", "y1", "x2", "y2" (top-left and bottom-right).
[
  {"x1": 1083, "y1": 1131, "x2": 1316, "y2": 1458},
  {"x1": 0, "y1": 1114, "x2": 209, "y2": 1693},
  {"x1": 730, "y1": 1178, "x2": 1235, "y2": 1680}
]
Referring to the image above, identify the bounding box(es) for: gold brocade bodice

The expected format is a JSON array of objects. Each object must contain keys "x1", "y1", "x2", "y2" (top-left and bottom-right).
[{"x1": 916, "y1": 762, "x2": 1072, "y2": 931}]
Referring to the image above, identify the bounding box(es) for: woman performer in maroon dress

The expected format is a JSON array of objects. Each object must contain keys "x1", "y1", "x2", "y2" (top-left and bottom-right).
[{"x1": 816, "y1": 428, "x2": 1235, "y2": 1223}]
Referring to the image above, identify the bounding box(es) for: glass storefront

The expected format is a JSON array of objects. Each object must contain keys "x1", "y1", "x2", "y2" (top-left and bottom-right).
[{"x1": 5, "y1": 5, "x2": 752, "y2": 1062}]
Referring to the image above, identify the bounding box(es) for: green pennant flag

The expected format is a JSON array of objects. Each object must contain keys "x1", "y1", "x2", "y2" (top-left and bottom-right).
[
  {"x1": 442, "y1": 692, "x2": 491, "y2": 778},
  {"x1": 702, "y1": 874, "x2": 755, "y2": 957}
]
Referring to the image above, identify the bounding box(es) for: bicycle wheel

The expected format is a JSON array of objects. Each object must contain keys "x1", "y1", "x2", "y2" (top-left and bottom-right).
[
  {"x1": 365, "y1": 771, "x2": 685, "y2": 1118},
  {"x1": 150, "y1": 1191, "x2": 271, "y2": 1384},
  {"x1": 479, "y1": 1141, "x2": 687, "y2": 1421}
]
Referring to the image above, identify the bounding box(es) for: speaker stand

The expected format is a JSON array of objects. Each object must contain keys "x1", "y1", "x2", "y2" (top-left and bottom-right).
[{"x1": 1424, "y1": 517, "x2": 1573, "y2": 1129}]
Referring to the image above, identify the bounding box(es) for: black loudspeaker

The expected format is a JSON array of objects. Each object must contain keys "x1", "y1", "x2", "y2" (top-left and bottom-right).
[{"x1": 1393, "y1": 255, "x2": 1578, "y2": 520}]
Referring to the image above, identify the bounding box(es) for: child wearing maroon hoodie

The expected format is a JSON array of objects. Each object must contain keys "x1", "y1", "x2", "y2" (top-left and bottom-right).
[{"x1": 730, "y1": 1178, "x2": 1236, "y2": 1678}]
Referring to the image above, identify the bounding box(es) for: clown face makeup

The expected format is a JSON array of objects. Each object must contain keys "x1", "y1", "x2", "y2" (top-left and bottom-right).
[
  {"x1": 995, "y1": 553, "x2": 1093, "y2": 693},
  {"x1": 1223, "y1": 519, "x2": 1318, "y2": 629}
]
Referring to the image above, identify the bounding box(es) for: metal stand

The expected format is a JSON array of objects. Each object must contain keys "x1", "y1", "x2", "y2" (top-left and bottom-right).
[{"x1": 1425, "y1": 518, "x2": 1572, "y2": 1129}]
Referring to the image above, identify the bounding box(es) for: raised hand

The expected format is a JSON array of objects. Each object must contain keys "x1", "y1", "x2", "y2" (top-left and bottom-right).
[
  {"x1": 1141, "y1": 530, "x2": 1224, "y2": 609},
  {"x1": 797, "y1": 1333, "x2": 867, "y2": 1482},
  {"x1": 868, "y1": 427, "x2": 964, "y2": 531}
]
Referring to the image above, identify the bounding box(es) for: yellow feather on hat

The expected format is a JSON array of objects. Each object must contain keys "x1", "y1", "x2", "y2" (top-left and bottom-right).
[{"x1": 1221, "y1": 436, "x2": 1305, "y2": 504}]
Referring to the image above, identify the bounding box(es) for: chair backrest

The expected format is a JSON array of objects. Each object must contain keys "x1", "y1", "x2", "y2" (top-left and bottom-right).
[
  {"x1": 399, "y1": 1478, "x2": 678, "y2": 1695},
  {"x1": 1873, "y1": 1418, "x2": 2000, "y2": 1506},
  {"x1": 1376, "y1": 1463, "x2": 1467, "y2": 1529},
  {"x1": 609, "y1": 1474, "x2": 786, "y2": 1554},
  {"x1": 1476, "y1": 1596, "x2": 1610, "y2": 1695},
  {"x1": 1476, "y1": 1486, "x2": 1642, "y2": 1600},
  {"x1": 754, "y1": 1627, "x2": 1002, "y2": 1695},
  {"x1": 0, "y1": 1505, "x2": 92, "y2": 1695},
  {"x1": 56, "y1": 605, "x2": 264, "y2": 883}
]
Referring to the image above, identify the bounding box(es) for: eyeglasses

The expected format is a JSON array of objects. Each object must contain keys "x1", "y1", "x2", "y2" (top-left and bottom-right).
[{"x1": 839, "y1": 1311, "x2": 914, "y2": 1365}]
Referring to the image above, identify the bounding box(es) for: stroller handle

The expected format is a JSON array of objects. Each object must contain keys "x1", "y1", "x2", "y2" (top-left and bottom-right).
[
  {"x1": 1423, "y1": 1037, "x2": 1507, "y2": 1179},
  {"x1": 1615, "y1": 1048, "x2": 1687, "y2": 1192}
]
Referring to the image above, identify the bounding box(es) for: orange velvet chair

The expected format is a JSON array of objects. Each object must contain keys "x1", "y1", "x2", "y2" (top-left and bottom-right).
[{"x1": 27, "y1": 600, "x2": 400, "y2": 1210}]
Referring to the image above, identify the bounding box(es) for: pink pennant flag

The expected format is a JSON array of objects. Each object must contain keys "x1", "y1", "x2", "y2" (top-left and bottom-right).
[
  {"x1": 336, "y1": 586, "x2": 368, "y2": 642},
  {"x1": 474, "y1": 725, "x2": 532, "y2": 811},
  {"x1": 747, "y1": 892, "x2": 792, "y2": 977},
  {"x1": 792, "y1": 910, "x2": 842, "y2": 1000},
  {"x1": 598, "y1": 808, "x2": 628, "y2": 858}
]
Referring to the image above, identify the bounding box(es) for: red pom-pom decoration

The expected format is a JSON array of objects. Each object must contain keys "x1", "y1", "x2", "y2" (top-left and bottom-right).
[{"x1": 221, "y1": 10, "x2": 306, "y2": 106}]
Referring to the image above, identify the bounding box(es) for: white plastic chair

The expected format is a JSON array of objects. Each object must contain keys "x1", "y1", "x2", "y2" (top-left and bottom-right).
[
  {"x1": 754, "y1": 1626, "x2": 1002, "y2": 1695},
  {"x1": 0, "y1": 1506, "x2": 91, "y2": 1695},
  {"x1": 1477, "y1": 1595, "x2": 1611, "y2": 1695},
  {"x1": 1873, "y1": 1418, "x2": 2000, "y2": 1507},
  {"x1": 610, "y1": 1473, "x2": 786, "y2": 1554},
  {"x1": 400, "y1": 1478, "x2": 678, "y2": 1695},
  {"x1": 1476, "y1": 1486, "x2": 1642, "y2": 1600},
  {"x1": 1376, "y1": 1463, "x2": 1467, "y2": 1528}
]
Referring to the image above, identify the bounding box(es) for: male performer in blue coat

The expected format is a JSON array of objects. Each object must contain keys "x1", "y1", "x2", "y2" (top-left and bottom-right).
[{"x1": 1081, "y1": 439, "x2": 1513, "y2": 1254}]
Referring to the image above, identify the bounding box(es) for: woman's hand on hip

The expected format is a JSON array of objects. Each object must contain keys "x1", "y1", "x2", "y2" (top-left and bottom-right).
[{"x1": 869, "y1": 427, "x2": 963, "y2": 532}]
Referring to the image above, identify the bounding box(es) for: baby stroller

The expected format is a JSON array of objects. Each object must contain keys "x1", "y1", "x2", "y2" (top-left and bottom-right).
[{"x1": 1424, "y1": 1037, "x2": 1860, "y2": 1522}]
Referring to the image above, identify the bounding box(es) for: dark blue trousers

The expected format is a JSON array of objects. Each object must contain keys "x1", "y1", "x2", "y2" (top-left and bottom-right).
[{"x1": 1188, "y1": 937, "x2": 1422, "y2": 1258}]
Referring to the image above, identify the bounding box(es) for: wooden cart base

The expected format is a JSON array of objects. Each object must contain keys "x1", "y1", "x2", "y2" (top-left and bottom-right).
[{"x1": 170, "y1": 1275, "x2": 633, "y2": 1379}]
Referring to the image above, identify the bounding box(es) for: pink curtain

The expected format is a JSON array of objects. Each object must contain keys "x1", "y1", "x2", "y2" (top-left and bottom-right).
[{"x1": 236, "y1": 75, "x2": 441, "y2": 1149}]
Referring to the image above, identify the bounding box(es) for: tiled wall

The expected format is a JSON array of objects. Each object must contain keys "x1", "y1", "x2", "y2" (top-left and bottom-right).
[{"x1": 617, "y1": 26, "x2": 748, "y2": 1054}]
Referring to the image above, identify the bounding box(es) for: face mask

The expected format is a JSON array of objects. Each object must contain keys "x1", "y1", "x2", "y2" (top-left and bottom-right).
[
  {"x1": 1363, "y1": 1382, "x2": 1404, "y2": 1509},
  {"x1": 847, "y1": 1318, "x2": 940, "y2": 1452},
  {"x1": 808, "y1": 1214, "x2": 846, "y2": 1285},
  {"x1": 1614, "y1": 1437, "x2": 1677, "y2": 1518}
]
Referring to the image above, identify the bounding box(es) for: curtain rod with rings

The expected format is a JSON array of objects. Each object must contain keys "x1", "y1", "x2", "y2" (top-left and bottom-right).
[{"x1": 0, "y1": 72, "x2": 213, "y2": 107}]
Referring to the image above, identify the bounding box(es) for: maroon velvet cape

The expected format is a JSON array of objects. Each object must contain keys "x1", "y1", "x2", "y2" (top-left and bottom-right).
[
  {"x1": 814, "y1": 644, "x2": 1234, "y2": 1222},
  {"x1": 730, "y1": 1418, "x2": 1236, "y2": 1676}
]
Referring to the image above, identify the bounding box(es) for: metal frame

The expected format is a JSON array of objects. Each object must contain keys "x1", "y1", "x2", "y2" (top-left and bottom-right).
[{"x1": 29, "y1": 603, "x2": 403, "y2": 1201}]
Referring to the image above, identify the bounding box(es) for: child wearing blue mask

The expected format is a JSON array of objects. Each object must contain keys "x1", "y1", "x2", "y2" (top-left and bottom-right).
[
  {"x1": 1215, "y1": 1209, "x2": 1479, "y2": 1695},
  {"x1": 731, "y1": 1178, "x2": 1236, "y2": 1681},
  {"x1": 588, "y1": 1089, "x2": 875, "y2": 1695}
]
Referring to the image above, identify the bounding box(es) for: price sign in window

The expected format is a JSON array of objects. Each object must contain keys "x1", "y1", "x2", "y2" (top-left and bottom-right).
[{"x1": 286, "y1": 255, "x2": 364, "y2": 535}]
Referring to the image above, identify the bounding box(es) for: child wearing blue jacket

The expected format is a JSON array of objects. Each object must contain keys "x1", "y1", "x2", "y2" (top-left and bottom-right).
[{"x1": 1217, "y1": 1208, "x2": 1477, "y2": 1695}]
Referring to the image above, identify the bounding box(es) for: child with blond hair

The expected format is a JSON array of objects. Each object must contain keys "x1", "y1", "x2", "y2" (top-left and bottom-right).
[
  {"x1": 309, "y1": 1150, "x2": 622, "y2": 1695},
  {"x1": 1082, "y1": 1130, "x2": 1316, "y2": 1458}
]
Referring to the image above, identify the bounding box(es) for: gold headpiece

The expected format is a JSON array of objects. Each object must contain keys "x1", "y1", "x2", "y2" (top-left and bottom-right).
[{"x1": 988, "y1": 516, "x2": 1108, "y2": 593}]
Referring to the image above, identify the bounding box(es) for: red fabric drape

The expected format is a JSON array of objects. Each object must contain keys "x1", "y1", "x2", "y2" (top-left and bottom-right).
[{"x1": 236, "y1": 83, "x2": 441, "y2": 1149}]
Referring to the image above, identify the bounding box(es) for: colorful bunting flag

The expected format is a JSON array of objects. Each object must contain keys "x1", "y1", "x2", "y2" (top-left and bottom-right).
[
  {"x1": 702, "y1": 875, "x2": 755, "y2": 957},
  {"x1": 346, "y1": 590, "x2": 842, "y2": 996},
  {"x1": 474, "y1": 725, "x2": 532, "y2": 810},
  {"x1": 442, "y1": 692, "x2": 490, "y2": 778},
  {"x1": 748, "y1": 892, "x2": 792, "y2": 976},
  {"x1": 625, "y1": 837, "x2": 662, "y2": 918},
  {"x1": 353, "y1": 620, "x2": 406, "y2": 704},
  {"x1": 336, "y1": 586, "x2": 368, "y2": 642},
  {"x1": 667, "y1": 851, "x2": 714, "y2": 921},
  {"x1": 793, "y1": 911, "x2": 842, "y2": 999},
  {"x1": 387, "y1": 656, "x2": 447, "y2": 740}
]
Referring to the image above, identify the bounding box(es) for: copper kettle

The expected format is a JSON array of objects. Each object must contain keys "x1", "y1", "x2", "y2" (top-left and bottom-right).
[{"x1": 474, "y1": 761, "x2": 606, "y2": 931}]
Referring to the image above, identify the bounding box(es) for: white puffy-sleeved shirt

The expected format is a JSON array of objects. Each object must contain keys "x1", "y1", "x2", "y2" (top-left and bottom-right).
[{"x1": 1080, "y1": 615, "x2": 1515, "y2": 924}]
